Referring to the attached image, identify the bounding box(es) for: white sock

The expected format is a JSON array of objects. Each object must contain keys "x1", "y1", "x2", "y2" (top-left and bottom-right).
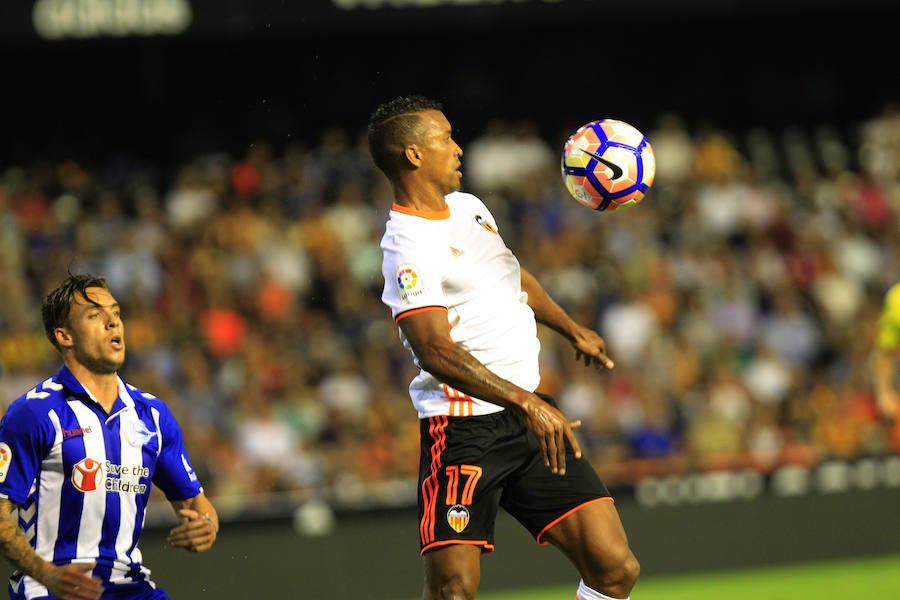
[{"x1": 576, "y1": 579, "x2": 629, "y2": 600}]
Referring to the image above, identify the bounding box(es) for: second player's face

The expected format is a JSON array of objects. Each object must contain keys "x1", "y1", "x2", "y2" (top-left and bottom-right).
[
  {"x1": 418, "y1": 110, "x2": 463, "y2": 194},
  {"x1": 65, "y1": 286, "x2": 126, "y2": 375}
]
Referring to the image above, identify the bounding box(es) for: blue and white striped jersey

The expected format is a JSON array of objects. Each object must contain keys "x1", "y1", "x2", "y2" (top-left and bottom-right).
[{"x1": 0, "y1": 365, "x2": 203, "y2": 598}]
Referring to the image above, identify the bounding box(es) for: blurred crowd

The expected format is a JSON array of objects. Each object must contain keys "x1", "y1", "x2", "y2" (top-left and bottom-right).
[{"x1": 2, "y1": 102, "x2": 900, "y2": 521}]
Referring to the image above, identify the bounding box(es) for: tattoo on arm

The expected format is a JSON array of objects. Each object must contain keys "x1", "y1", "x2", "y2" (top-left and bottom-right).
[
  {"x1": 0, "y1": 499, "x2": 47, "y2": 580},
  {"x1": 435, "y1": 344, "x2": 523, "y2": 408}
]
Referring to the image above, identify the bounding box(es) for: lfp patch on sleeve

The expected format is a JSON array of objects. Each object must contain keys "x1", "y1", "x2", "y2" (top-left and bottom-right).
[
  {"x1": 0, "y1": 443, "x2": 12, "y2": 483},
  {"x1": 396, "y1": 263, "x2": 425, "y2": 304}
]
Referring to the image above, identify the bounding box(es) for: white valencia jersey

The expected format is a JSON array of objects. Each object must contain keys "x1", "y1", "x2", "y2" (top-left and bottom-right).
[{"x1": 380, "y1": 191, "x2": 540, "y2": 418}]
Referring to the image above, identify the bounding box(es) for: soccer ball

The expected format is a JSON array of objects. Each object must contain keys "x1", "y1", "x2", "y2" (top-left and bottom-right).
[{"x1": 561, "y1": 119, "x2": 656, "y2": 211}]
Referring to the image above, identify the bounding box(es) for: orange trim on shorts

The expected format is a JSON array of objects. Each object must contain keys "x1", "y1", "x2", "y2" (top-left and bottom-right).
[
  {"x1": 535, "y1": 497, "x2": 615, "y2": 546},
  {"x1": 421, "y1": 539, "x2": 496, "y2": 556}
]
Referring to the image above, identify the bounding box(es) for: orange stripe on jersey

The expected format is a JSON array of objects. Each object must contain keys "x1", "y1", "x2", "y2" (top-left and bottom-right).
[
  {"x1": 442, "y1": 384, "x2": 474, "y2": 416},
  {"x1": 392, "y1": 202, "x2": 451, "y2": 220},
  {"x1": 395, "y1": 306, "x2": 448, "y2": 323},
  {"x1": 420, "y1": 415, "x2": 449, "y2": 547}
]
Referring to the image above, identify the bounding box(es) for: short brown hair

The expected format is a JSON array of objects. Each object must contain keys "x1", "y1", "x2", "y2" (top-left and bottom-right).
[{"x1": 42, "y1": 273, "x2": 110, "y2": 349}]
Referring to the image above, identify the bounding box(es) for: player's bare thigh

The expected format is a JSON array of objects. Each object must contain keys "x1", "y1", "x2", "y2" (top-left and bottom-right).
[
  {"x1": 542, "y1": 498, "x2": 638, "y2": 588},
  {"x1": 422, "y1": 544, "x2": 482, "y2": 600}
]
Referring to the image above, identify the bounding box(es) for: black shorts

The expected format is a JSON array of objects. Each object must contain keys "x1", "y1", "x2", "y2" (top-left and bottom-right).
[{"x1": 417, "y1": 395, "x2": 611, "y2": 554}]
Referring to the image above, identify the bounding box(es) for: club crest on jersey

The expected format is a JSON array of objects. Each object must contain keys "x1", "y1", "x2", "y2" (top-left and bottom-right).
[
  {"x1": 447, "y1": 504, "x2": 470, "y2": 533},
  {"x1": 128, "y1": 419, "x2": 157, "y2": 447},
  {"x1": 72, "y1": 458, "x2": 104, "y2": 492},
  {"x1": 396, "y1": 263, "x2": 424, "y2": 304},
  {"x1": 474, "y1": 215, "x2": 497, "y2": 234},
  {"x1": 0, "y1": 443, "x2": 11, "y2": 483}
]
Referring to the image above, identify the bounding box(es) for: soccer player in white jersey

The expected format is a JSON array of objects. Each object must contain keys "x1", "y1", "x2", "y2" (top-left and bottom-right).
[
  {"x1": 0, "y1": 274, "x2": 218, "y2": 600},
  {"x1": 369, "y1": 95, "x2": 639, "y2": 600}
]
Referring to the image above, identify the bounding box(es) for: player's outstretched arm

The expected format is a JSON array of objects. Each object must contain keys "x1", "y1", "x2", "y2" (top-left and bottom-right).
[
  {"x1": 520, "y1": 268, "x2": 614, "y2": 369},
  {"x1": 167, "y1": 492, "x2": 219, "y2": 553},
  {"x1": 0, "y1": 499, "x2": 103, "y2": 600},
  {"x1": 399, "y1": 308, "x2": 582, "y2": 474}
]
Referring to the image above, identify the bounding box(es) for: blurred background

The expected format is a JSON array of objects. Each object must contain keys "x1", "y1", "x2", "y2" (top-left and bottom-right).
[{"x1": 1, "y1": 0, "x2": 900, "y2": 598}]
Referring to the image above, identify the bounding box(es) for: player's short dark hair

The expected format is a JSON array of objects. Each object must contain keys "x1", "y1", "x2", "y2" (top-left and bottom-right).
[
  {"x1": 367, "y1": 95, "x2": 444, "y2": 179},
  {"x1": 42, "y1": 273, "x2": 110, "y2": 349}
]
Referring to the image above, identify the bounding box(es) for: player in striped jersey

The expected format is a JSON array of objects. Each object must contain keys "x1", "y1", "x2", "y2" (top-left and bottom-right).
[
  {"x1": 370, "y1": 96, "x2": 639, "y2": 600},
  {"x1": 0, "y1": 274, "x2": 218, "y2": 600}
]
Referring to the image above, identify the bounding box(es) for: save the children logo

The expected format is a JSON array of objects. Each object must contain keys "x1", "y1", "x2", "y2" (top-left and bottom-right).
[
  {"x1": 71, "y1": 458, "x2": 149, "y2": 494},
  {"x1": 72, "y1": 458, "x2": 103, "y2": 492}
]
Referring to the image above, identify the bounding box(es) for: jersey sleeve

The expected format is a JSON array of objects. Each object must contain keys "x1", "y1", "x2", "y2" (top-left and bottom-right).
[
  {"x1": 381, "y1": 225, "x2": 448, "y2": 320},
  {"x1": 150, "y1": 401, "x2": 203, "y2": 501},
  {"x1": 876, "y1": 283, "x2": 900, "y2": 352},
  {"x1": 0, "y1": 398, "x2": 54, "y2": 506}
]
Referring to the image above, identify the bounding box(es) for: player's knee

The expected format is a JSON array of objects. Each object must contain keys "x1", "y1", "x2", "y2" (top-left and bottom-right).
[
  {"x1": 604, "y1": 548, "x2": 639, "y2": 594},
  {"x1": 433, "y1": 579, "x2": 477, "y2": 600},
  {"x1": 618, "y1": 550, "x2": 640, "y2": 587},
  {"x1": 584, "y1": 546, "x2": 639, "y2": 595},
  {"x1": 425, "y1": 573, "x2": 478, "y2": 600}
]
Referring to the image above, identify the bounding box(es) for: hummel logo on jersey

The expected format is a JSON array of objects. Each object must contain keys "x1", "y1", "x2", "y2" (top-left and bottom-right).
[
  {"x1": 62, "y1": 426, "x2": 92, "y2": 439},
  {"x1": 581, "y1": 149, "x2": 624, "y2": 180},
  {"x1": 474, "y1": 215, "x2": 497, "y2": 234}
]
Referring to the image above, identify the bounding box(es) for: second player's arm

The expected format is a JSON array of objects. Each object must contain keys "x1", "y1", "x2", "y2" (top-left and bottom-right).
[
  {"x1": 398, "y1": 308, "x2": 581, "y2": 474},
  {"x1": 167, "y1": 491, "x2": 219, "y2": 553},
  {"x1": 0, "y1": 498, "x2": 103, "y2": 599}
]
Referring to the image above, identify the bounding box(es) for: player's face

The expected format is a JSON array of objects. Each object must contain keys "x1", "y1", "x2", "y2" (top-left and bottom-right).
[
  {"x1": 417, "y1": 110, "x2": 463, "y2": 193},
  {"x1": 62, "y1": 286, "x2": 126, "y2": 374}
]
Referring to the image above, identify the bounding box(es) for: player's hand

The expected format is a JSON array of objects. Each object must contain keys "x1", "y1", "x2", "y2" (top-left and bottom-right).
[
  {"x1": 571, "y1": 325, "x2": 614, "y2": 370},
  {"x1": 42, "y1": 561, "x2": 103, "y2": 600},
  {"x1": 168, "y1": 508, "x2": 218, "y2": 553},
  {"x1": 522, "y1": 394, "x2": 582, "y2": 476}
]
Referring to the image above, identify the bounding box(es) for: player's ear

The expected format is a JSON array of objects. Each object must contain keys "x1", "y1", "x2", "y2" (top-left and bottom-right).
[
  {"x1": 404, "y1": 143, "x2": 423, "y2": 167},
  {"x1": 54, "y1": 327, "x2": 74, "y2": 349}
]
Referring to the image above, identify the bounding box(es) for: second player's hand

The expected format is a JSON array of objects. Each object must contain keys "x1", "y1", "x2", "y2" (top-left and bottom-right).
[
  {"x1": 522, "y1": 395, "x2": 582, "y2": 475},
  {"x1": 167, "y1": 508, "x2": 217, "y2": 553},
  {"x1": 42, "y1": 561, "x2": 103, "y2": 600}
]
